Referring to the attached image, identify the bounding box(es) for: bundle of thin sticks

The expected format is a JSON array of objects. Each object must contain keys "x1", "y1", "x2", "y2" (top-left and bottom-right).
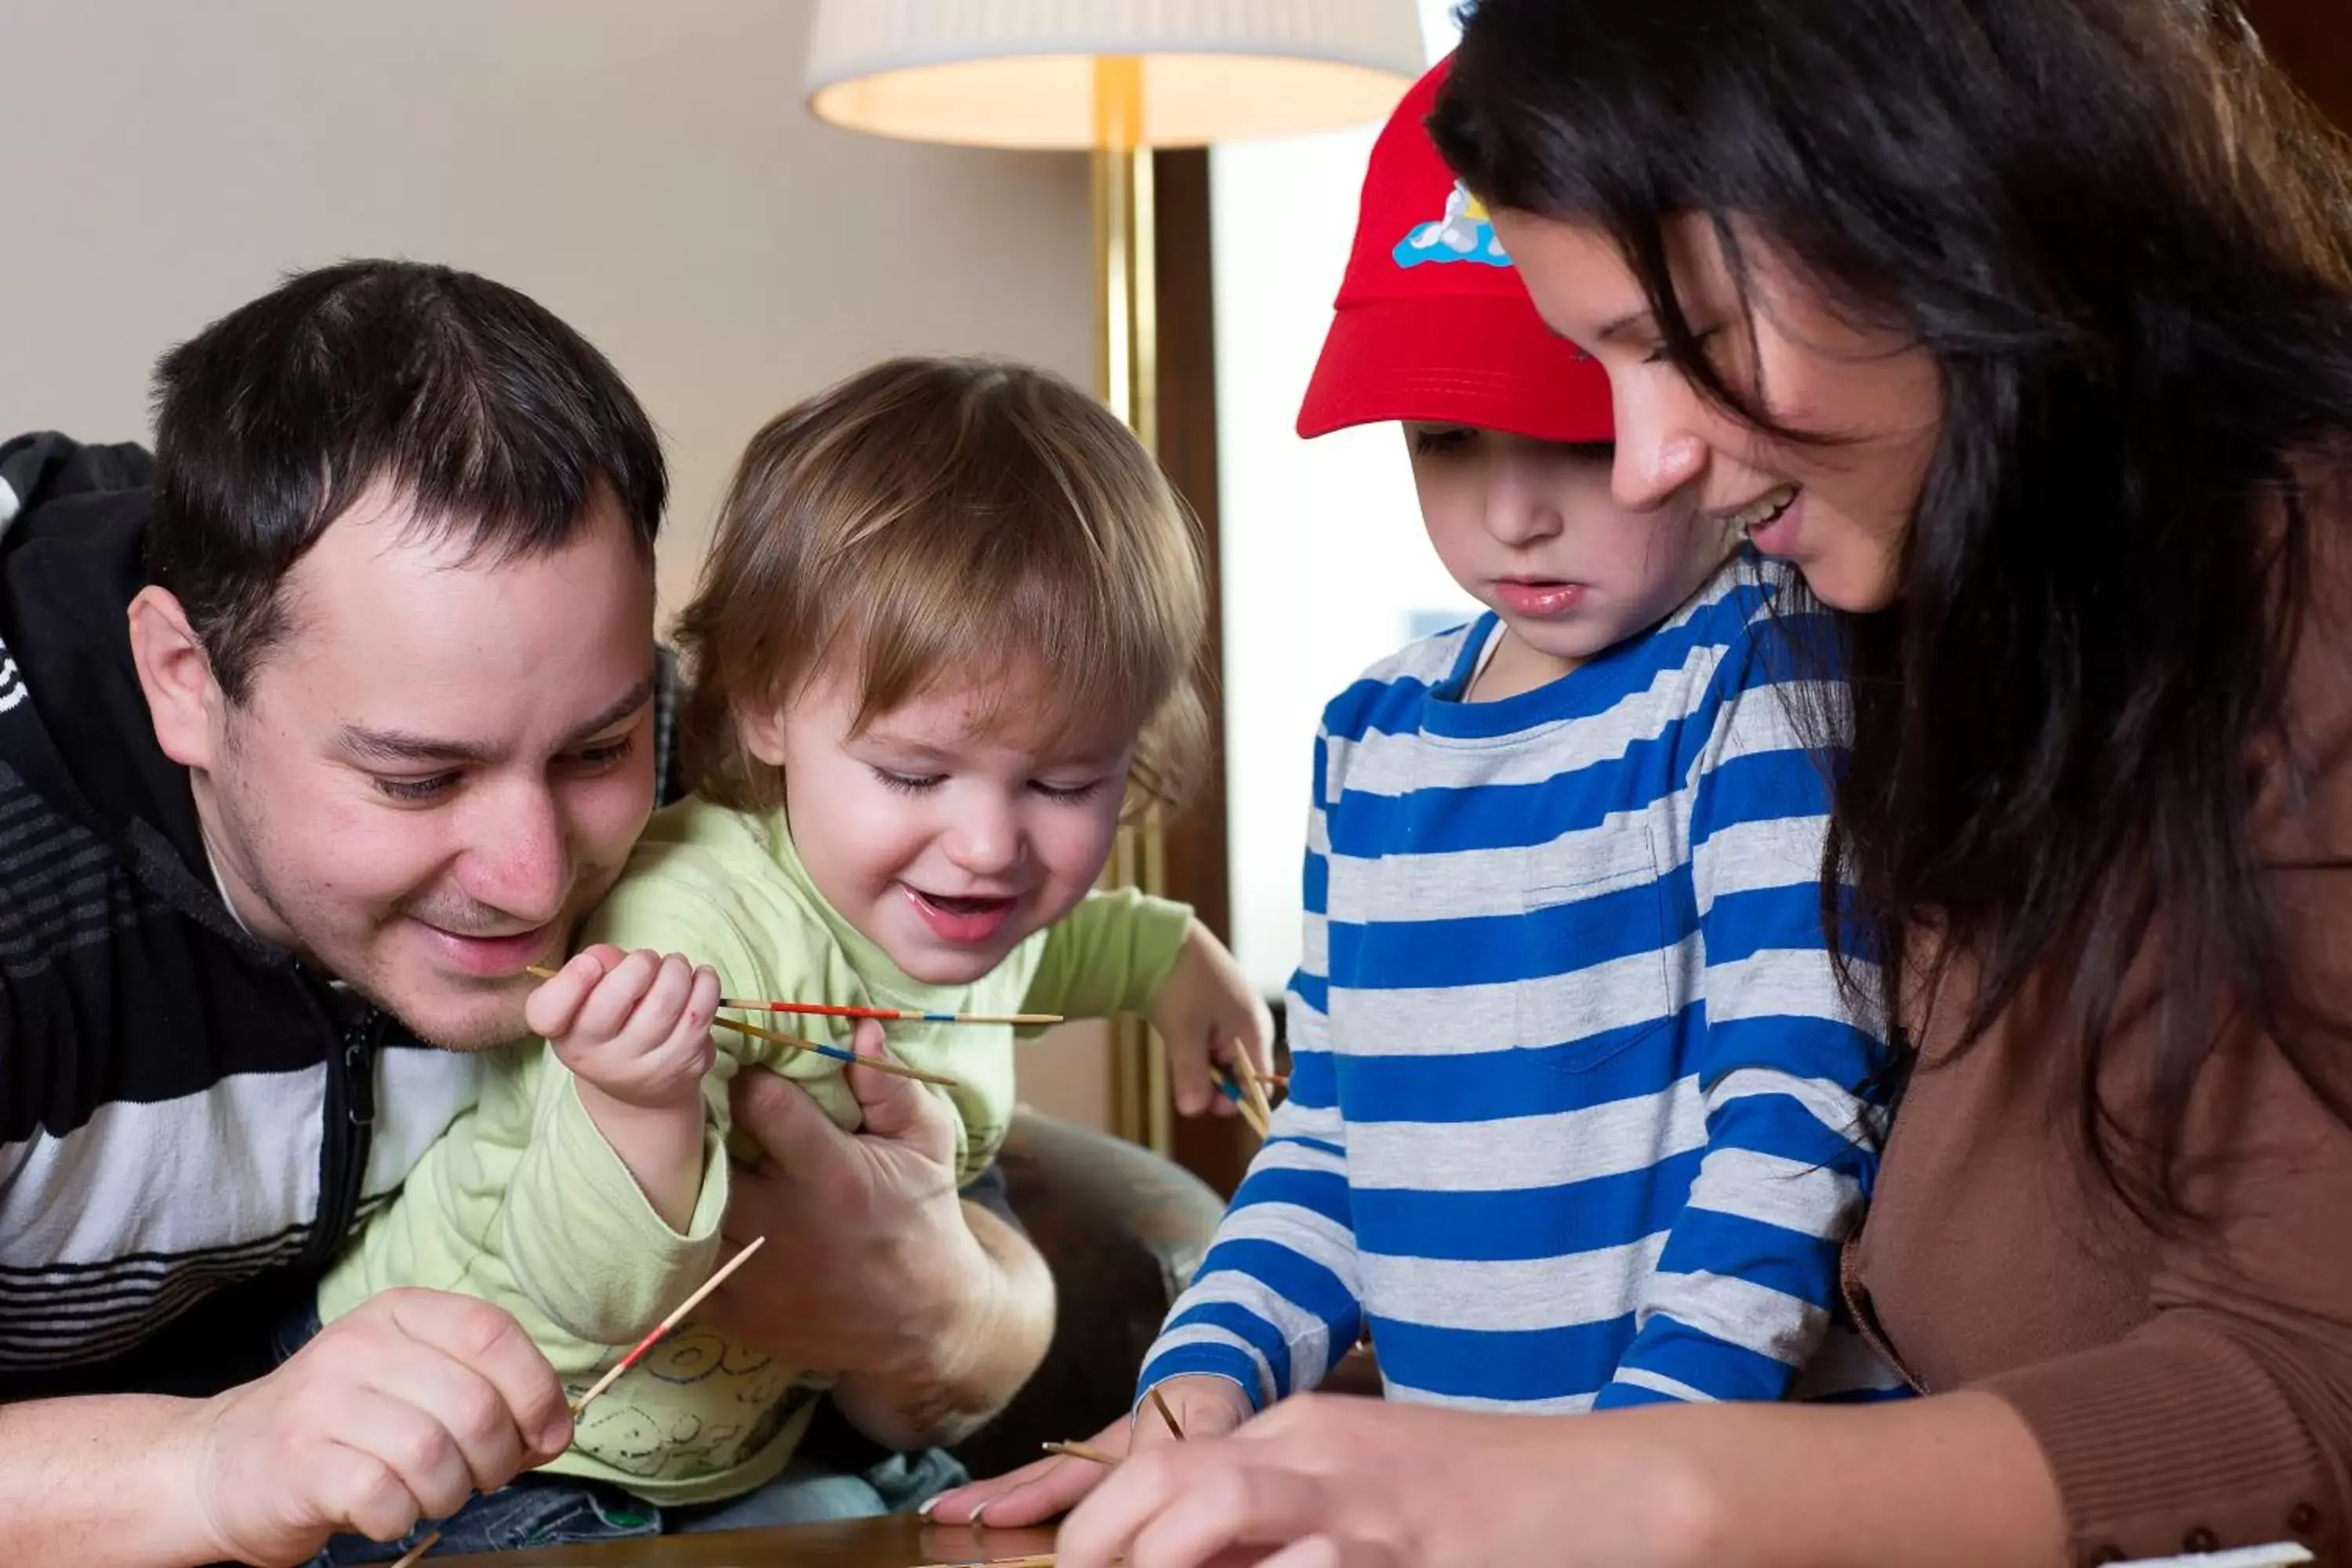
[
  {"x1": 521, "y1": 964, "x2": 971, "y2": 1087},
  {"x1": 1216, "y1": 1054, "x2": 1280, "y2": 1138}
]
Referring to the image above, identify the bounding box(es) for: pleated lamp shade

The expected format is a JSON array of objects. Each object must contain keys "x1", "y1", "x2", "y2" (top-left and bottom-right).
[{"x1": 804, "y1": 0, "x2": 1428, "y2": 148}]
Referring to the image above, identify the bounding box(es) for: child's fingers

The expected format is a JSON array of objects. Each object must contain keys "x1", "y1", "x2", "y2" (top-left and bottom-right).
[
  {"x1": 1168, "y1": 1037, "x2": 1216, "y2": 1117},
  {"x1": 615, "y1": 953, "x2": 699, "y2": 1054},
  {"x1": 1238, "y1": 1002, "x2": 1279, "y2": 1076},
  {"x1": 572, "y1": 948, "x2": 665, "y2": 1044},
  {"x1": 688, "y1": 964, "x2": 720, "y2": 1029},
  {"x1": 658, "y1": 966, "x2": 722, "y2": 1068},
  {"x1": 1161, "y1": 1374, "x2": 1254, "y2": 1441},
  {"x1": 574, "y1": 943, "x2": 627, "y2": 975},
  {"x1": 521, "y1": 948, "x2": 613, "y2": 1040}
]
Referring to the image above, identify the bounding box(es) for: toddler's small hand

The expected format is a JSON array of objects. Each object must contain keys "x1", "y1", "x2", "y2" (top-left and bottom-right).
[
  {"x1": 527, "y1": 946, "x2": 720, "y2": 1111},
  {"x1": 1149, "y1": 919, "x2": 1277, "y2": 1120}
]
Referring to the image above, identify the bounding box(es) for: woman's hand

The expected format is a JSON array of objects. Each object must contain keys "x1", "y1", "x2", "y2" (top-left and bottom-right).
[
  {"x1": 1053, "y1": 1393, "x2": 1720, "y2": 1568},
  {"x1": 1057, "y1": 1389, "x2": 2066, "y2": 1568},
  {"x1": 926, "y1": 1376, "x2": 1254, "y2": 1527}
]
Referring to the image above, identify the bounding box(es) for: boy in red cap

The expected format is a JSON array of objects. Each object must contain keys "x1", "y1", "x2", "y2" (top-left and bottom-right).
[{"x1": 932, "y1": 58, "x2": 1895, "y2": 1527}]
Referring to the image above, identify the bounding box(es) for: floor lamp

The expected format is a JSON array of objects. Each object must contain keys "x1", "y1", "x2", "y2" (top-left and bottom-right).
[{"x1": 804, "y1": 2, "x2": 1424, "y2": 1151}]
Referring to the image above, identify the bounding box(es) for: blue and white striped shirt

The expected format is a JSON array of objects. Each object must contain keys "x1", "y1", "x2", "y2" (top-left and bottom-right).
[{"x1": 1141, "y1": 554, "x2": 1897, "y2": 1414}]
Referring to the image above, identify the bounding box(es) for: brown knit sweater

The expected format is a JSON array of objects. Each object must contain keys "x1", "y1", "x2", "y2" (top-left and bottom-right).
[{"x1": 1849, "y1": 513, "x2": 2352, "y2": 1567}]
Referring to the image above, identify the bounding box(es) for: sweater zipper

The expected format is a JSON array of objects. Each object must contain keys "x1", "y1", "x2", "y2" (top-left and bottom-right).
[{"x1": 299, "y1": 1004, "x2": 379, "y2": 1269}]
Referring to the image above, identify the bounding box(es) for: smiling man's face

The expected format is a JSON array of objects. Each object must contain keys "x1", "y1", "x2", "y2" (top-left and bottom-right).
[{"x1": 183, "y1": 481, "x2": 659, "y2": 1048}]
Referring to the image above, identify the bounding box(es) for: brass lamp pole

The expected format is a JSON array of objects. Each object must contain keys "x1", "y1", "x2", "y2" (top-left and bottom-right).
[{"x1": 1091, "y1": 52, "x2": 1169, "y2": 1149}]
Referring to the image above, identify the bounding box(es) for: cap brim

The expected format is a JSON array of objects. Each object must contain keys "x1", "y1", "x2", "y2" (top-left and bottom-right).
[{"x1": 1296, "y1": 294, "x2": 1614, "y2": 444}]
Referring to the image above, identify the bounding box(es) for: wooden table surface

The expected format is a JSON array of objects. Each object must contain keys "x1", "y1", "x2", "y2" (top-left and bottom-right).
[{"x1": 433, "y1": 1515, "x2": 1058, "y2": 1566}]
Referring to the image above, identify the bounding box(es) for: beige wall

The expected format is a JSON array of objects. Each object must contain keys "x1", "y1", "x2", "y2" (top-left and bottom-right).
[{"x1": 0, "y1": 0, "x2": 1114, "y2": 1129}]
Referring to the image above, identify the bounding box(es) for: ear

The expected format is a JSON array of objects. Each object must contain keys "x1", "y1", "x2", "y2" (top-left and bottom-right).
[
  {"x1": 735, "y1": 699, "x2": 789, "y2": 768},
  {"x1": 128, "y1": 586, "x2": 223, "y2": 772}
]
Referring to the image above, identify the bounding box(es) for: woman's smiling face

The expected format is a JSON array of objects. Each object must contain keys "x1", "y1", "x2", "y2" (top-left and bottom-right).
[{"x1": 1487, "y1": 210, "x2": 1945, "y2": 612}]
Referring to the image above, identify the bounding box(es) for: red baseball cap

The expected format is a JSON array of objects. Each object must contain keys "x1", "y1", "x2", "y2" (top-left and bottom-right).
[{"x1": 1296, "y1": 56, "x2": 1613, "y2": 443}]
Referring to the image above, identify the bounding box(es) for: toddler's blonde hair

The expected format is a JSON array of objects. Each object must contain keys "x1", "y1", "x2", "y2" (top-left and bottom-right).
[{"x1": 675, "y1": 356, "x2": 1210, "y2": 812}]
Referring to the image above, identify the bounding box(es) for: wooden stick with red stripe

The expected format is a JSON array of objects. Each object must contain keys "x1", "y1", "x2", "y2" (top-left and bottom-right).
[
  {"x1": 387, "y1": 1236, "x2": 767, "y2": 1568},
  {"x1": 567, "y1": 1235, "x2": 766, "y2": 1415}
]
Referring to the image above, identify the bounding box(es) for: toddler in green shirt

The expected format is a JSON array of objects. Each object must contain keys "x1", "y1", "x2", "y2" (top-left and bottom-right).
[{"x1": 316, "y1": 358, "x2": 1269, "y2": 1534}]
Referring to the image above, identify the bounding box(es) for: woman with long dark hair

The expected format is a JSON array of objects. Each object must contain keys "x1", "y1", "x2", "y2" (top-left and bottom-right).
[{"x1": 1056, "y1": 2, "x2": 2352, "y2": 1564}]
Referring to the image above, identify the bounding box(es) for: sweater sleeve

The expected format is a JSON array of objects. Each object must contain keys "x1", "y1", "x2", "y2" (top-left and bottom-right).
[
  {"x1": 495, "y1": 850, "x2": 800, "y2": 1344},
  {"x1": 1977, "y1": 869, "x2": 2352, "y2": 1565},
  {"x1": 495, "y1": 1052, "x2": 730, "y2": 1345},
  {"x1": 1137, "y1": 726, "x2": 1363, "y2": 1410},
  {"x1": 1595, "y1": 618, "x2": 1885, "y2": 1410}
]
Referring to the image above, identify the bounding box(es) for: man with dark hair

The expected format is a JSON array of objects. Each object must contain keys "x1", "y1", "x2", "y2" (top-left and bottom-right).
[{"x1": 0, "y1": 261, "x2": 1053, "y2": 1565}]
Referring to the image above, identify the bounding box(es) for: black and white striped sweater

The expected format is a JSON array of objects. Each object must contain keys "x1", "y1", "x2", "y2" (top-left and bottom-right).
[{"x1": 0, "y1": 435, "x2": 678, "y2": 1400}]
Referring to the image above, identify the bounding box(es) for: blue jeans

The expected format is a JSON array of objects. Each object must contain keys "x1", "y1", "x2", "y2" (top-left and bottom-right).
[
  {"x1": 277, "y1": 1307, "x2": 967, "y2": 1563},
  {"x1": 303, "y1": 1449, "x2": 969, "y2": 1563}
]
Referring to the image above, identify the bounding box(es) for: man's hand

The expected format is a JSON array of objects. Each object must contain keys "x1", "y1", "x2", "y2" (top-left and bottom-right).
[
  {"x1": 1149, "y1": 916, "x2": 1276, "y2": 1117},
  {"x1": 926, "y1": 1375, "x2": 1254, "y2": 1528},
  {"x1": 175, "y1": 1290, "x2": 571, "y2": 1566},
  {"x1": 692, "y1": 1023, "x2": 1054, "y2": 1450}
]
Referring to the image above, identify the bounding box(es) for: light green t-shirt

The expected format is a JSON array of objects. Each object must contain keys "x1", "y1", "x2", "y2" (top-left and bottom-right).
[{"x1": 319, "y1": 796, "x2": 1192, "y2": 1504}]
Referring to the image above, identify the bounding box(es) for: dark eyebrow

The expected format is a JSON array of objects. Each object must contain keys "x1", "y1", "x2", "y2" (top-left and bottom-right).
[
  {"x1": 558, "y1": 673, "x2": 658, "y2": 751},
  {"x1": 336, "y1": 671, "x2": 656, "y2": 769},
  {"x1": 1593, "y1": 309, "x2": 1653, "y2": 343},
  {"x1": 336, "y1": 728, "x2": 493, "y2": 768}
]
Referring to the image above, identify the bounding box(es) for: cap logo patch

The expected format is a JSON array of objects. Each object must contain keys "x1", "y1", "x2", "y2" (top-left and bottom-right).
[{"x1": 1393, "y1": 180, "x2": 1512, "y2": 270}]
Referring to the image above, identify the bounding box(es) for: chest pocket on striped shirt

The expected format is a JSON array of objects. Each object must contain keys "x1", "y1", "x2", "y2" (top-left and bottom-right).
[{"x1": 1515, "y1": 823, "x2": 1676, "y2": 1067}]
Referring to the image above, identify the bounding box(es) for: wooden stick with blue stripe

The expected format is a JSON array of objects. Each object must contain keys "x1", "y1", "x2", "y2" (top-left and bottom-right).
[
  {"x1": 718, "y1": 996, "x2": 1063, "y2": 1028},
  {"x1": 711, "y1": 1011, "x2": 962, "y2": 1087},
  {"x1": 1215, "y1": 1065, "x2": 1272, "y2": 1138}
]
